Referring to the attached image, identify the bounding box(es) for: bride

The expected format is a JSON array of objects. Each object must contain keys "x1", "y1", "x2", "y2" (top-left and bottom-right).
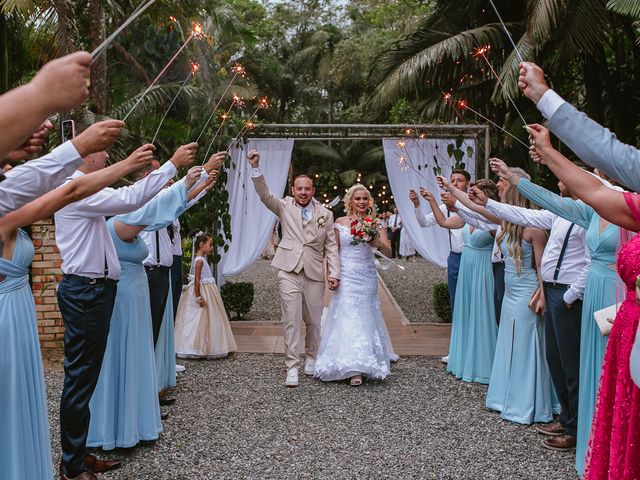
[{"x1": 314, "y1": 184, "x2": 398, "y2": 386}]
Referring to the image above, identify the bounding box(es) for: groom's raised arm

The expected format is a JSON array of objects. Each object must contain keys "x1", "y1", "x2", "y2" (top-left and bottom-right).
[
  {"x1": 324, "y1": 212, "x2": 340, "y2": 280},
  {"x1": 248, "y1": 149, "x2": 285, "y2": 216}
]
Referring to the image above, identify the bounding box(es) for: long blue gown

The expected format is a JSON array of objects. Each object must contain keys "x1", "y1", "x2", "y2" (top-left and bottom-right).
[
  {"x1": 486, "y1": 237, "x2": 558, "y2": 423},
  {"x1": 0, "y1": 229, "x2": 53, "y2": 479},
  {"x1": 517, "y1": 179, "x2": 618, "y2": 475},
  {"x1": 155, "y1": 280, "x2": 176, "y2": 392},
  {"x1": 86, "y1": 220, "x2": 163, "y2": 449},
  {"x1": 447, "y1": 225, "x2": 497, "y2": 383},
  {"x1": 87, "y1": 183, "x2": 187, "y2": 448}
]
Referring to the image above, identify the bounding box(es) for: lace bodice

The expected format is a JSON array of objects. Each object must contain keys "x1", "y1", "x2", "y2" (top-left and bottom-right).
[{"x1": 336, "y1": 224, "x2": 376, "y2": 263}]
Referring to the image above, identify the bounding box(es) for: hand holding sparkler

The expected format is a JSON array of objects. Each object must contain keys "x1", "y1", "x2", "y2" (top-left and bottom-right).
[
  {"x1": 184, "y1": 166, "x2": 205, "y2": 190},
  {"x1": 518, "y1": 63, "x2": 550, "y2": 104},
  {"x1": 419, "y1": 187, "x2": 435, "y2": 203},
  {"x1": 204, "y1": 151, "x2": 227, "y2": 173},
  {"x1": 436, "y1": 175, "x2": 453, "y2": 192},
  {"x1": 489, "y1": 158, "x2": 519, "y2": 185},
  {"x1": 526, "y1": 124, "x2": 553, "y2": 165},
  {"x1": 468, "y1": 185, "x2": 489, "y2": 206},
  {"x1": 71, "y1": 120, "x2": 125, "y2": 158},
  {"x1": 409, "y1": 189, "x2": 420, "y2": 208},
  {"x1": 169, "y1": 142, "x2": 198, "y2": 169},
  {"x1": 31, "y1": 52, "x2": 92, "y2": 113},
  {"x1": 440, "y1": 192, "x2": 457, "y2": 211}
]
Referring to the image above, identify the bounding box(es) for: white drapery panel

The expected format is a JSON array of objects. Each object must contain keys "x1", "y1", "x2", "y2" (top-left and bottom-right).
[
  {"x1": 219, "y1": 138, "x2": 294, "y2": 283},
  {"x1": 382, "y1": 138, "x2": 477, "y2": 268}
]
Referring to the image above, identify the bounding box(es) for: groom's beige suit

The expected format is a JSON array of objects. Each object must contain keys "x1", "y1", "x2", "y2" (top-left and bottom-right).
[{"x1": 252, "y1": 173, "x2": 340, "y2": 370}]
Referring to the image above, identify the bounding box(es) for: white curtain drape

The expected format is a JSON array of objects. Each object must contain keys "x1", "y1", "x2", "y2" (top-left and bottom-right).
[
  {"x1": 218, "y1": 138, "x2": 294, "y2": 283},
  {"x1": 382, "y1": 138, "x2": 477, "y2": 267}
]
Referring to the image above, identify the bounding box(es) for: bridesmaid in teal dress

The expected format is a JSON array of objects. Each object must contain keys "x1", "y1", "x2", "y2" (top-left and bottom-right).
[
  {"x1": 486, "y1": 234, "x2": 559, "y2": 423},
  {"x1": 513, "y1": 175, "x2": 618, "y2": 476},
  {"x1": 88, "y1": 171, "x2": 213, "y2": 449},
  {"x1": 423, "y1": 179, "x2": 498, "y2": 383},
  {"x1": 0, "y1": 229, "x2": 53, "y2": 479}
]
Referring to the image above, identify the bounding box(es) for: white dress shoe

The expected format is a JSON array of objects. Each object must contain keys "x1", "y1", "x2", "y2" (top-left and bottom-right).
[
  {"x1": 285, "y1": 367, "x2": 299, "y2": 388},
  {"x1": 175, "y1": 364, "x2": 186, "y2": 373},
  {"x1": 441, "y1": 355, "x2": 449, "y2": 364},
  {"x1": 304, "y1": 358, "x2": 315, "y2": 376}
]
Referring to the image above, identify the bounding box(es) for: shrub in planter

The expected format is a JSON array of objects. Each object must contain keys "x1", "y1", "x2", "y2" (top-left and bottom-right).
[
  {"x1": 221, "y1": 281, "x2": 254, "y2": 320},
  {"x1": 433, "y1": 282, "x2": 451, "y2": 323}
]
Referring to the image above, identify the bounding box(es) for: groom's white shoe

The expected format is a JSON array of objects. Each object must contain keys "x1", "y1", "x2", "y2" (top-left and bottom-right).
[
  {"x1": 285, "y1": 367, "x2": 299, "y2": 388},
  {"x1": 304, "y1": 358, "x2": 315, "y2": 376}
]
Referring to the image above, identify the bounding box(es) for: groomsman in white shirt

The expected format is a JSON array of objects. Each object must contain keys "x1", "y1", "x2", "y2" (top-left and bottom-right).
[
  {"x1": 476, "y1": 181, "x2": 590, "y2": 452},
  {"x1": 387, "y1": 206, "x2": 403, "y2": 258},
  {"x1": 55, "y1": 133, "x2": 196, "y2": 480}
]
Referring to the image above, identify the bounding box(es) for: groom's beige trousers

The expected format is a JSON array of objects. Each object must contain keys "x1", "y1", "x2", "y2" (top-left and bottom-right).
[{"x1": 277, "y1": 268, "x2": 325, "y2": 370}]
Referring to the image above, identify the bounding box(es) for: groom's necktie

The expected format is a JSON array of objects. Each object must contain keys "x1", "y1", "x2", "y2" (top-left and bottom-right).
[{"x1": 301, "y1": 206, "x2": 312, "y2": 222}]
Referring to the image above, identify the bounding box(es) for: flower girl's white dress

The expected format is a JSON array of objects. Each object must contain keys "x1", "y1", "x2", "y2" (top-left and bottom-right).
[
  {"x1": 174, "y1": 256, "x2": 237, "y2": 359},
  {"x1": 314, "y1": 224, "x2": 398, "y2": 381}
]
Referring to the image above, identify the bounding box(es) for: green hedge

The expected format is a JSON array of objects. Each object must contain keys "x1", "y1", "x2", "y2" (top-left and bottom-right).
[
  {"x1": 220, "y1": 281, "x2": 254, "y2": 320},
  {"x1": 433, "y1": 282, "x2": 451, "y2": 323}
]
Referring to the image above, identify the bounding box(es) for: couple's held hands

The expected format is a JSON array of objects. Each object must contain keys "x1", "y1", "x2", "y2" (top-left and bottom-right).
[
  {"x1": 327, "y1": 277, "x2": 340, "y2": 291},
  {"x1": 247, "y1": 149, "x2": 260, "y2": 168}
]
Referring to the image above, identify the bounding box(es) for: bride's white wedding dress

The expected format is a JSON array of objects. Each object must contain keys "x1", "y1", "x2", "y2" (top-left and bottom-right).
[{"x1": 314, "y1": 224, "x2": 398, "y2": 381}]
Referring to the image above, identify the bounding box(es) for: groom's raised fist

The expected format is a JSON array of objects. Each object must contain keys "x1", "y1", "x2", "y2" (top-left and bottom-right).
[{"x1": 247, "y1": 149, "x2": 260, "y2": 168}]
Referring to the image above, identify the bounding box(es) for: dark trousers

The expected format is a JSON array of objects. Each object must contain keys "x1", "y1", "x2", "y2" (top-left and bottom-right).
[
  {"x1": 171, "y1": 255, "x2": 183, "y2": 318},
  {"x1": 493, "y1": 261, "x2": 505, "y2": 326},
  {"x1": 447, "y1": 251, "x2": 462, "y2": 314},
  {"x1": 543, "y1": 284, "x2": 582, "y2": 437},
  {"x1": 146, "y1": 265, "x2": 171, "y2": 346},
  {"x1": 57, "y1": 275, "x2": 118, "y2": 477},
  {"x1": 389, "y1": 231, "x2": 401, "y2": 258}
]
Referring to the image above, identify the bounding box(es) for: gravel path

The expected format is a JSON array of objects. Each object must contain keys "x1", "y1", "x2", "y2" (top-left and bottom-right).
[
  {"x1": 378, "y1": 257, "x2": 447, "y2": 324},
  {"x1": 226, "y1": 257, "x2": 447, "y2": 324},
  {"x1": 44, "y1": 353, "x2": 577, "y2": 479}
]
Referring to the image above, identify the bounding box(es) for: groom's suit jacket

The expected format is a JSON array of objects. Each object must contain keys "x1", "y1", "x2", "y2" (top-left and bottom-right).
[
  {"x1": 549, "y1": 102, "x2": 640, "y2": 192},
  {"x1": 252, "y1": 174, "x2": 340, "y2": 282}
]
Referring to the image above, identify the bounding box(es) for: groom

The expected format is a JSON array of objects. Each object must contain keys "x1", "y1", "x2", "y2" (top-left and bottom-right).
[{"x1": 248, "y1": 149, "x2": 340, "y2": 387}]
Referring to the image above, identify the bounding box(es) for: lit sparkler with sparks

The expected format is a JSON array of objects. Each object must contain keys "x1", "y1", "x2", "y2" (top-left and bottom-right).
[
  {"x1": 226, "y1": 96, "x2": 270, "y2": 152},
  {"x1": 472, "y1": 44, "x2": 527, "y2": 126},
  {"x1": 201, "y1": 93, "x2": 246, "y2": 164},
  {"x1": 194, "y1": 64, "x2": 248, "y2": 144},
  {"x1": 123, "y1": 23, "x2": 208, "y2": 121},
  {"x1": 151, "y1": 61, "x2": 201, "y2": 144}
]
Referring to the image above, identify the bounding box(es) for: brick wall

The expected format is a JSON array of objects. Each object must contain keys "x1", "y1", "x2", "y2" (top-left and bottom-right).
[{"x1": 31, "y1": 218, "x2": 64, "y2": 348}]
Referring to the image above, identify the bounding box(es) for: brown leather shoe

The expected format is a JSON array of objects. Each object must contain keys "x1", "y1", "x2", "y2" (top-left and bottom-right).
[
  {"x1": 60, "y1": 472, "x2": 98, "y2": 480},
  {"x1": 535, "y1": 421, "x2": 566, "y2": 437},
  {"x1": 84, "y1": 454, "x2": 122, "y2": 473},
  {"x1": 542, "y1": 434, "x2": 576, "y2": 451}
]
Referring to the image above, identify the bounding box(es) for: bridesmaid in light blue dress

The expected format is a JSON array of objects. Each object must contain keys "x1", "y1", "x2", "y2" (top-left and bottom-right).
[
  {"x1": 0, "y1": 229, "x2": 53, "y2": 479},
  {"x1": 516, "y1": 177, "x2": 618, "y2": 476},
  {"x1": 486, "y1": 234, "x2": 558, "y2": 423},
  {"x1": 448, "y1": 225, "x2": 497, "y2": 383},
  {"x1": 88, "y1": 180, "x2": 190, "y2": 449},
  {"x1": 155, "y1": 279, "x2": 177, "y2": 392}
]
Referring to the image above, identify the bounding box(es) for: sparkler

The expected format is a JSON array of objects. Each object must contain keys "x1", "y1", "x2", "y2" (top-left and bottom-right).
[
  {"x1": 226, "y1": 96, "x2": 269, "y2": 153},
  {"x1": 455, "y1": 98, "x2": 529, "y2": 148},
  {"x1": 91, "y1": 0, "x2": 158, "y2": 63},
  {"x1": 150, "y1": 62, "x2": 200, "y2": 144},
  {"x1": 201, "y1": 93, "x2": 245, "y2": 164},
  {"x1": 195, "y1": 64, "x2": 247, "y2": 144},
  {"x1": 488, "y1": 0, "x2": 525, "y2": 64},
  {"x1": 122, "y1": 22, "x2": 205, "y2": 122},
  {"x1": 472, "y1": 45, "x2": 527, "y2": 126}
]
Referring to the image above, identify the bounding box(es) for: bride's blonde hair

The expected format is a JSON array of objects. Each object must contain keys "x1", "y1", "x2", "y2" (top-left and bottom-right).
[{"x1": 344, "y1": 184, "x2": 374, "y2": 216}]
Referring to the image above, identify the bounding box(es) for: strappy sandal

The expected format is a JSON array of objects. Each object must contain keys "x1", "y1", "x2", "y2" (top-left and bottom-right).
[{"x1": 350, "y1": 374, "x2": 363, "y2": 386}]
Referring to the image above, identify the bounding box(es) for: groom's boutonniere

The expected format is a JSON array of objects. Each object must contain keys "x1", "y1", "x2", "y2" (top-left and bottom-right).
[{"x1": 317, "y1": 215, "x2": 326, "y2": 228}]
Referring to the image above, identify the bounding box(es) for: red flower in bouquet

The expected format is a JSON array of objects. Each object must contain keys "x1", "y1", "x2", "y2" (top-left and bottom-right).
[{"x1": 350, "y1": 216, "x2": 380, "y2": 246}]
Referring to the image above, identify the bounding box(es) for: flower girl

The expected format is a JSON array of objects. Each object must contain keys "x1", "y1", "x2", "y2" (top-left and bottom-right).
[{"x1": 174, "y1": 232, "x2": 237, "y2": 359}]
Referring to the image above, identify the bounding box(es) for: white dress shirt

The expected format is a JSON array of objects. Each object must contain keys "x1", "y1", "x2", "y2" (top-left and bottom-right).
[
  {"x1": 140, "y1": 228, "x2": 174, "y2": 267},
  {"x1": 55, "y1": 161, "x2": 177, "y2": 280},
  {"x1": 485, "y1": 199, "x2": 591, "y2": 304},
  {"x1": 537, "y1": 89, "x2": 566, "y2": 120},
  {"x1": 0, "y1": 141, "x2": 83, "y2": 217},
  {"x1": 388, "y1": 213, "x2": 402, "y2": 230},
  {"x1": 415, "y1": 205, "x2": 464, "y2": 253},
  {"x1": 171, "y1": 219, "x2": 182, "y2": 256}
]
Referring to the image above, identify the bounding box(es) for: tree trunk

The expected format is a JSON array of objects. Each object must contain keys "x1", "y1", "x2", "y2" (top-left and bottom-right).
[
  {"x1": 89, "y1": 0, "x2": 108, "y2": 114},
  {"x1": 583, "y1": 53, "x2": 605, "y2": 125}
]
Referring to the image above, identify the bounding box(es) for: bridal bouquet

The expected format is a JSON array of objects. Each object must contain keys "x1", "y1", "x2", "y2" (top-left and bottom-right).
[{"x1": 350, "y1": 216, "x2": 380, "y2": 246}]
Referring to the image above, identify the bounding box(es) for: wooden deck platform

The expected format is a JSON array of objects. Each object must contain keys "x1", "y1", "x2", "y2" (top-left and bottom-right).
[{"x1": 230, "y1": 276, "x2": 451, "y2": 357}]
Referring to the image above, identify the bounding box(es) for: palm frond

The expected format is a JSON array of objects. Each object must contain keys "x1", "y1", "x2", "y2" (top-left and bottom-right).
[{"x1": 607, "y1": 0, "x2": 640, "y2": 18}]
